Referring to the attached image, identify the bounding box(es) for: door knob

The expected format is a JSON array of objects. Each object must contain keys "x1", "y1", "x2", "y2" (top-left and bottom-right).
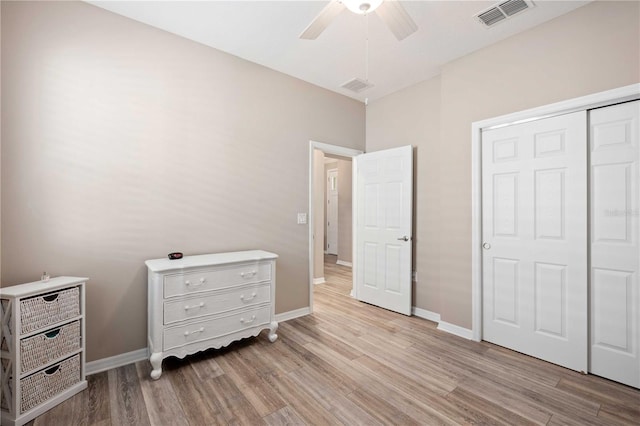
[
  {"x1": 482, "y1": 242, "x2": 491, "y2": 250},
  {"x1": 397, "y1": 236, "x2": 410, "y2": 242}
]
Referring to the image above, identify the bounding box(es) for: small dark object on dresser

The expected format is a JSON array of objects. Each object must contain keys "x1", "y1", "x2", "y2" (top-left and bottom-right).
[{"x1": 168, "y1": 252, "x2": 183, "y2": 260}]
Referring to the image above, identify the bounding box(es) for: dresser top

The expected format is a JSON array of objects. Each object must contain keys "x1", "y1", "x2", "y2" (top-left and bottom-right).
[
  {"x1": 0, "y1": 276, "x2": 88, "y2": 299},
  {"x1": 145, "y1": 250, "x2": 278, "y2": 273}
]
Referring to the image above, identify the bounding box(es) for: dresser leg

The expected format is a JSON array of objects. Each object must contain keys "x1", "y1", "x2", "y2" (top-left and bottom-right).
[
  {"x1": 150, "y1": 352, "x2": 163, "y2": 380},
  {"x1": 268, "y1": 321, "x2": 278, "y2": 342}
]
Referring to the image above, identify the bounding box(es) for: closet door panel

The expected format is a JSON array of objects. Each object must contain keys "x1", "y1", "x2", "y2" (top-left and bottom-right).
[
  {"x1": 590, "y1": 100, "x2": 640, "y2": 388},
  {"x1": 482, "y1": 111, "x2": 588, "y2": 372}
]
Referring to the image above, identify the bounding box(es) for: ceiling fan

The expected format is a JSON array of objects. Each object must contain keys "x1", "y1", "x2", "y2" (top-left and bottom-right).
[{"x1": 300, "y1": 0, "x2": 418, "y2": 41}]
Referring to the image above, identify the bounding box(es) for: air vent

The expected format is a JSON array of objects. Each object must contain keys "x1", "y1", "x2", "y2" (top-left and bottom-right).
[
  {"x1": 341, "y1": 78, "x2": 374, "y2": 93},
  {"x1": 500, "y1": 0, "x2": 530, "y2": 16},
  {"x1": 478, "y1": 8, "x2": 506, "y2": 26},
  {"x1": 476, "y1": 0, "x2": 535, "y2": 27}
]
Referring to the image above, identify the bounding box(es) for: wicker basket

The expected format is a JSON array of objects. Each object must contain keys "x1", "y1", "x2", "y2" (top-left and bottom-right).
[
  {"x1": 20, "y1": 287, "x2": 80, "y2": 334},
  {"x1": 20, "y1": 321, "x2": 81, "y2": 374},
  {"x1": 20, "y1": 354, "x2": 80, "y2": 413}
]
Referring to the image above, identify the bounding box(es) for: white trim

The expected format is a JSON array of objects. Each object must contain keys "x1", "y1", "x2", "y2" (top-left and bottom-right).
[
  {"x1": 86, "y1": 308, "x2": 311, "y2": 377},
  {"x1": 411, "y1": 307, "x2": 440, "y2": 323},
  {"x1": 336, "y1": 260, "x2": 352, "y2": 268},
  {"x1": 275, "y1": 307, "x2": 311, "y2": 322},
  {"x1": 309, "y1": 141, "x2": 363, "y2": 315},
  {"x1": 86, "y1": 348, "x2": 149, "y2": 375},
  {"x1": 412, "y1": 307, "x2": 473, "y2": 340},
  {"x1": 471, "y1": 84, "x2": 640, "y2": 343},
  {"x1": 352, "y1": 156, "x2": 358, "y2": 300},
  {"x1": 313, "y1": 277, "x2": 326, "y2": 285},
  {"x1": 437, "y1": 321, "x2": 474, "y2": 340}
]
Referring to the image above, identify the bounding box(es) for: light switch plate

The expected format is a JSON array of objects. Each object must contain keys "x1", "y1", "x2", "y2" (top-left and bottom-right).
[{"x1": 297, "y1": 213, "x2": 307, "y2": 224}]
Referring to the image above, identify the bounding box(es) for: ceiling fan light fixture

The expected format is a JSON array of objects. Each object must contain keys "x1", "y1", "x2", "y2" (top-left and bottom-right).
[{"x1": 343, "y1": 0, "x2": 384, "y2": 15}]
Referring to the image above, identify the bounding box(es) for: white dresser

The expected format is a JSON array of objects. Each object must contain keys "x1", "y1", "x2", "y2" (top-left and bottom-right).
[
  {"x1": 146, "y1": 250, "x2": 278, "y2": 379},
  {"x1": 0, "y1": 277, "x2": 87, "y2": 426}
]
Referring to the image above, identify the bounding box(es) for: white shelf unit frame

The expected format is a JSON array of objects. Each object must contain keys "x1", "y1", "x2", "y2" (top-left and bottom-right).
[{"x1": 0, "y1": 277, "x2": 88, "y2": 426}]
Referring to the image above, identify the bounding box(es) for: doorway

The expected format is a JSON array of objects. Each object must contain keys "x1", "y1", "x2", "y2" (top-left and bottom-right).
[{"x1": 308, "y1": 141, "x2": 362, "y2": 313}]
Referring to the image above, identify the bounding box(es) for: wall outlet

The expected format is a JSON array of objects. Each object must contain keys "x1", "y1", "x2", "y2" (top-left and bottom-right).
[{"x1": 297, "y1": 213, "x2": 307, "y2": 225}]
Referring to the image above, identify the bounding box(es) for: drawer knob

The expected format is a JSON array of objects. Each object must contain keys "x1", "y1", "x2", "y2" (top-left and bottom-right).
[
  {"x1": 240, "y1": 292, "x2": 257, "y2": 302},
  {"x1": 184, "y1": 327, "x2": 204, "y2": 337},
  {"x1": 185, "y1": 279, "x2": 205, "y2": 287},
  {"x1": 240, "y1": 270, "x2": 257, "y2": 278},
  {"x1": 184, "y1": 302, "x2": 205, "y2": 310},
  {"x1": 240, "y1": 315, "x2": 256, "y2": 324}
]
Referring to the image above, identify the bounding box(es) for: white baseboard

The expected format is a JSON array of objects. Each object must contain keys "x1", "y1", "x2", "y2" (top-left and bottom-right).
[
  {"x1": 86, "y1": 347, "x2": 148, "y2": 376},
  {"x1": 411, "y1": 307, "x2": 440, "y2": 323},
  {"x1": 86, "y1": 308, "x2": 311, "y2": 375},
  {"x1": 84, "y1": 306, "x2": 470, "y2": 376},
  {"x1": 336, "y1": 260, "x2": 352, "y2": 268},
  {"x1": 275, "y1": 307, "x2": 311, "y2": 322},
  {"x1": 412, "y1": 307, "x2": 473, "y2": 340},
  {"x1": 313, "y1": 277, "x2": 325, "y2": 285},
  {"x1": 437, "y1": 321, "x2": 474, "y2": 340}
]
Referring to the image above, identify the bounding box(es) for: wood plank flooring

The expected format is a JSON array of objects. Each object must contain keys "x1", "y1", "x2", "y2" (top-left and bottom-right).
[{"x1": 27, "y1": 256, "x2": 640, "y2": 425}]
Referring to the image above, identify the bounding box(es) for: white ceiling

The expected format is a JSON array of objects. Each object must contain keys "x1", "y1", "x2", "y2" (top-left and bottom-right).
[{"x1": 88, "y1": 1, "x2": 590, "y2": 103}]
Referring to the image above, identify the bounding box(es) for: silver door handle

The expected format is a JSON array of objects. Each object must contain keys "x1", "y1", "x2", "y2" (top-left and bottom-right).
[
  {"x1": 397, "y1": 236, "x2": 410, "y2": 241},
  {"x1": 482, "y1": 242, "x2": 491, "y2": 250}
]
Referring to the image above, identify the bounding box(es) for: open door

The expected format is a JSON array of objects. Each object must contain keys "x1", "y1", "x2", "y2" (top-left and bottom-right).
[{"x1": 354, "y1": 145, "x2": 413, "y2": 315}]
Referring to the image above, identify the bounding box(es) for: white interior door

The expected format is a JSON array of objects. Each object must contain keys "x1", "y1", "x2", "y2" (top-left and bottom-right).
[
  {"x1": 590, "y1": 101, "x2": 640, "y2": 388},
  {"x1": 482, "y1": 111, "x2": 588, "y2": 372},
  {"x1": 326, "y1": 168, "x2": 338, "y2": 255},
  {"x1": 355, "y1": 145, "x2": 413, "y2": 315}
]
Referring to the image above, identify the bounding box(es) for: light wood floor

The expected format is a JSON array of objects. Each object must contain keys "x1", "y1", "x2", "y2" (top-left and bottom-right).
[{"x1": 27, "y1": 255, "x2": 639, "y2": 425}]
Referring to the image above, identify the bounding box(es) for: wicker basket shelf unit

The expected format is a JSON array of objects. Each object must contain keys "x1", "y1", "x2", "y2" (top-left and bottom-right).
[{"x1": 0, "y1": 276, "x2": 88, "y2": 426}]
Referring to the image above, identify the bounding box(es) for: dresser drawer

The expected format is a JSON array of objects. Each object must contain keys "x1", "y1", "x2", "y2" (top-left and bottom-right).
[
  {"x1": 20, "y1": 321, "x2": 81, "y2": 374},
  {"x1": 163, "y1": 284, "x2": 271, "y2": 325},
  {"x1": 163, "y1": 263, "x2": 271, "y2": 298},
  {"x1": 20, "y1": 353, "x2": 81, "y2": 414},
  {"x1": 163, "y1": 305, "x2": 271, "y2": 350},
  {"x1": 20, "y1": 287, "x2": 80, "y2": 335}
]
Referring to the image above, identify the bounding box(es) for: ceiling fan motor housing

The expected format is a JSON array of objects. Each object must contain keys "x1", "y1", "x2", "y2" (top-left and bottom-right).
[{"x1": 343, "y1": 0, "x2": 384, "y2": 15}]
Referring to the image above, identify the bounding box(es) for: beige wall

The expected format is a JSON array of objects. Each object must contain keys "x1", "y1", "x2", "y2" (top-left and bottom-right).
[
  {"x1": 367, "y1": 1, "x2": 640, "y2": 328},
  {"x1": 336, "y1": 158, "x2": 352, "y2": 264},
  {"x1": 1, "y1": 1, "x2": 365, "y2": 361},
  {"x1": 367, "y1": 77, "x2": 441, "y2": 312}
]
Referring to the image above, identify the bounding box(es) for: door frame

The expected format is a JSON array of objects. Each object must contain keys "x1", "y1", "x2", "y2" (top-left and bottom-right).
[
  {"x1": 471, "y1": 83, "x2": 640, "y2": 342},
  {"x1": 308, "y1": 141, "x2": 363, "y2": 313}
]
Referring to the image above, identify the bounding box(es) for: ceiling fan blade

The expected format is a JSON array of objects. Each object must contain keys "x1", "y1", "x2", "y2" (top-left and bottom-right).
[
  {"x1": 299, "y1": 0, "x2": 346, "y2": 40},
  {"x1": 375, "y1": 0, "x2": 418, "y2": 41}
]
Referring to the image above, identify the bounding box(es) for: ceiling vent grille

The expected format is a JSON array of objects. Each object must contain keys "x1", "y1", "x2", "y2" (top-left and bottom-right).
[
  {"x1": 341, "y1": 78, "x2": 374, "y2": 93},
  {"x1": 476, "y1": 0, "x2": 535, "y2": 27}
]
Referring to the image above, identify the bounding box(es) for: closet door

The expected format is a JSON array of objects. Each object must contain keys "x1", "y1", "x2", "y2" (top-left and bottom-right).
[
  {"x1": 590, "y1": 100, "x2": 640, "y2": 388},
  {"x1": 482, "y1": 111, "x2": 588, "y2": 372}
]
